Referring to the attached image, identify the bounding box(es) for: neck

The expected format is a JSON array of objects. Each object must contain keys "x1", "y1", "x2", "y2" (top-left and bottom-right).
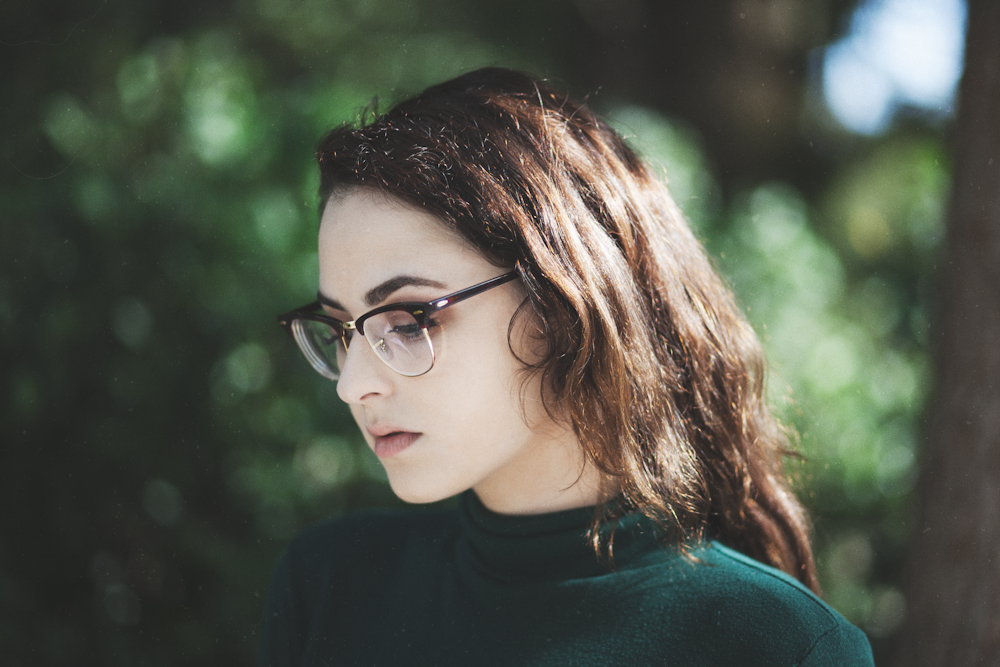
[{"x1": 473, "y1": 430, "x2": 606, "y2": 515}]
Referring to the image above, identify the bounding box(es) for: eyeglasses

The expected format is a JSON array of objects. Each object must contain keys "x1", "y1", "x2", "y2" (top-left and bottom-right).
[{"x1": 278, "y1": 272, "x2": 518, "y2": 380}]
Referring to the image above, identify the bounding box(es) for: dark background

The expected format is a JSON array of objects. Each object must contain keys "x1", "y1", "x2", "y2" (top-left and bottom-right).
[{"x1": 1, "y1": 1, "x2": 964, "y2": 664}]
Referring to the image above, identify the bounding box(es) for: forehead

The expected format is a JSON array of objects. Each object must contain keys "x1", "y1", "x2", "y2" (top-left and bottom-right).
[
  {"x1": 317, "y1": 189, "x2": 483, "y2": 299},
  {"x1": 320, "y1": 188, "x2": 460, "y2": 245}
]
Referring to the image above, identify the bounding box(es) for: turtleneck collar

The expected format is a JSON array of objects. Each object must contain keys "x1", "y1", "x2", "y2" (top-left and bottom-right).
[{"x1": 457, "y1": 491, "x2": 666, "y2": 582}]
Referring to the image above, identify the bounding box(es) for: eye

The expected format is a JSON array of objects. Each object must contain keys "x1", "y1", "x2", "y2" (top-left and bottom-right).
[
  {"x1": 389, "y1": 321, "x2": 424, "y2": 340},
  {"x1": 367, "y1": 310, "x2": 430, "y2": 343}
]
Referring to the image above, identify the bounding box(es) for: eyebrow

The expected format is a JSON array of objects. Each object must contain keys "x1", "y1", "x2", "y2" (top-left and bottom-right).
[{"x1": 317, "y1": 274, "x2": 449, "y2": 311}]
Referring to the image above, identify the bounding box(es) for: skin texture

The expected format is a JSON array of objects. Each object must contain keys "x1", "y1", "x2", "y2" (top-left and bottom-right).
[{"x1": 318, "y1": 188, "x2": 604, "y2": 515}]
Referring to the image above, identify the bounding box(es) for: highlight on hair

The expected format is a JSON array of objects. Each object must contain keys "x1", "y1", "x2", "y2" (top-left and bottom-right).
[{"x1": 315, "y1": 67, "x2": 820, "y2": 593}]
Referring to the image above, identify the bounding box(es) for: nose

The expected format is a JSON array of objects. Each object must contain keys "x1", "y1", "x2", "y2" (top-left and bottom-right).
[{"x1": 336, "y1": 336, "x2": 394, "y2": 404}]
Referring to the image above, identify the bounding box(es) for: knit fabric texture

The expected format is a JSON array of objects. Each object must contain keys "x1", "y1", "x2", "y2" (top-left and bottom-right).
[{"x1": 259, "y1": 491, "x2": 874, "y2": 666}]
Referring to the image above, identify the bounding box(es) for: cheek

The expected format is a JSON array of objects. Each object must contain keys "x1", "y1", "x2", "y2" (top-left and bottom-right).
[
  {"x1": 460, "y1": 351, "x2": 537, "y2": 429},
  {"x1": 445, "y1": 302, "x2": 546, "y2": 425},
  {"x1": 417, "y1": 348, "x2": 521, "y2": 429}
]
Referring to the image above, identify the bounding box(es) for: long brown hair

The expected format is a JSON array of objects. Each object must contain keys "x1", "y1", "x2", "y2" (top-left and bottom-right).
[{"x1": 315, "y1": 67, "x2": 820, "y2": 593}]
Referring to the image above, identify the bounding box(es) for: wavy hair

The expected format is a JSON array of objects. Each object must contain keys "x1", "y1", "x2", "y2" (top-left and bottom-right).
[{"x1": 315, "y1": 67, "x2": 819, "y2": 592}]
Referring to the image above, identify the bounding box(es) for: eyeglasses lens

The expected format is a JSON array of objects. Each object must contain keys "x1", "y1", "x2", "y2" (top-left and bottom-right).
[
  {"x1": 292, "y1": 311, "x2": 434, "y2": 379},
  {"x1": 361, "y1": 311, "x2": 434, "y2": 377},
  {"x1": 291, "y1": 319, "x2": 344, "y2": 381}
]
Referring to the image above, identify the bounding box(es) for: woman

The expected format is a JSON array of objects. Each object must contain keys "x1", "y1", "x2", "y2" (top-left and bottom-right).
[{"x1": 264, "y1": 67, "x2": 874, "y2": 666}]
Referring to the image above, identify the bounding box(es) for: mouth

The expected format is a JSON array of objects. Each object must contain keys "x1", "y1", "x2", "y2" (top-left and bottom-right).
[{"x1": 371, "y1": 431, "x2": 421, "y2": 458}]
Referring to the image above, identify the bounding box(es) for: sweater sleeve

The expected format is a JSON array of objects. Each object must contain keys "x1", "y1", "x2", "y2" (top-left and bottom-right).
[{"x1": 796, "y1": 621, "x2": 875, "y2": 667}]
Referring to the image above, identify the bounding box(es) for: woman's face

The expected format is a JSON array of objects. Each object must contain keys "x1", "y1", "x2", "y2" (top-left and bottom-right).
[{"x1": 317, "y1": 189, "x2": 601, "y2": 514}]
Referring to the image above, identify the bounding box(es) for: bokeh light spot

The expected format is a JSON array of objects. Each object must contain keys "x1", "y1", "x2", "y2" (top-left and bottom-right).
[
  {"x1": 112, "y1": 298, "x2": 153, "y2": 349},
  {"x1": 822, "y1": 0, "x2": 966, "y2": 134},
  {"x1": 224, "y1": 343, "x2": 272, "y2": 395},
  {"x1": 806, "y1": 332, "x2": 859, "y2": 395},
  {"x1": 183, "y1": 38, "x2": 257, "y2": 166},
  {"x1": 293, "y1": 436, "x2": 356, "y2": 495},
  {"x1": 104, "y1": 584, "x2": 142, "y2": 625},
  {"x1": 117, "y1": 53, "x2": 162, "y2": 123},
  {"x1": 142, "y1": 479, "x2": 185, "y2": 525},
  {"x1": 846, "y1": 205, "x2": 893, "y2": 259},
  {"x1": 866, "y1": 587, "x2": 908, "y2": 636},
  {"x1": 43, "y1": 94, "x2": 102, "y2": 158},
  {"x1": 253, "y1": 190, "x2": 300, "y2": 253}
]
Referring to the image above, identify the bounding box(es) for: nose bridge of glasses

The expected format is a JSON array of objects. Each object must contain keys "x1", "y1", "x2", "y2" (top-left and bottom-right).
[
  {"x1": 338, "y1": 318, "x2": 358, "y2": 350},
  {"x1": 334, "y1": 326, "x2": 400, "y2": 401},
  {"x1": 337, "y1": 320, "x2": 385, "y2": 381}
]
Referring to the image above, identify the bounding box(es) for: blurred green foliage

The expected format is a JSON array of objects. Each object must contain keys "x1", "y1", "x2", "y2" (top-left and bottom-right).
[{"x1": 1, "y1": 1, "x2": 948, "y2": 664}]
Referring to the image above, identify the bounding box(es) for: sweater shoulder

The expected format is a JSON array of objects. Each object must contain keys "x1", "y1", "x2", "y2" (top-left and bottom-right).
[
  {"x1": 699, "y1": 541, "x2": 833, "y2": 615},
  {"x1": 261, "y1": 507, "x2": 460, "y2": 633},
  {"x1": 671, "y1": 542, "x2": 874, "y2": 665},
  {"x1": 258, "y1": 507, "x2": 458, "y2": 667}
]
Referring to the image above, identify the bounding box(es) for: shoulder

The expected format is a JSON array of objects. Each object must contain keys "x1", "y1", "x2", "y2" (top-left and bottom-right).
[
  {"x1": 664, "y1": 542, "x2": 875, "y2": 666},
  {"x1": 691, "y1": 542, "x2": 835, "y2": 619},
  {"x1": 258, "y1": 507, "x2": 459, "y2": 667}
]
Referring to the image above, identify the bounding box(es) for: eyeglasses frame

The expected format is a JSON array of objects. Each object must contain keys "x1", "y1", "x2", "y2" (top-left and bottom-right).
[{"x1": 277, "y1": 271, "x2": 519, "y2": 379}]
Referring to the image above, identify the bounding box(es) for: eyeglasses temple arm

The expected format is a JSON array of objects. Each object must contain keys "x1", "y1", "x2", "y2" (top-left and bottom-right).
[{"x1": 428, "y1": 271, "x2": 518, "y2": 311}]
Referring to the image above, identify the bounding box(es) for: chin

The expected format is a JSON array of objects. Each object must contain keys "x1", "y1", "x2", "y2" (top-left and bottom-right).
[{"x1": 386, "y1": 472, "x2": 465, "y2": 505}]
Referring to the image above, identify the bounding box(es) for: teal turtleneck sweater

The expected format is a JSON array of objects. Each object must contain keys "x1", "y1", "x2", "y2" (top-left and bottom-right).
[{"x1": 259, "y1": 492, "x2": 874, "y2": 666}]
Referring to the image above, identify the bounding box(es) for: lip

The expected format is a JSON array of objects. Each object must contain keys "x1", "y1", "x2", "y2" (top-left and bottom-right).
[{"x1": 367, "y1": 424, "x2": 421, "y2": 458}]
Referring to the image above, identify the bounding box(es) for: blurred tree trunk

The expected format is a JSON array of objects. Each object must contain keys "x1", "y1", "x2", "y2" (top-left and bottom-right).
[{"x1": 893, "y1": 2, "x2": 1000, "y2": 665}]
